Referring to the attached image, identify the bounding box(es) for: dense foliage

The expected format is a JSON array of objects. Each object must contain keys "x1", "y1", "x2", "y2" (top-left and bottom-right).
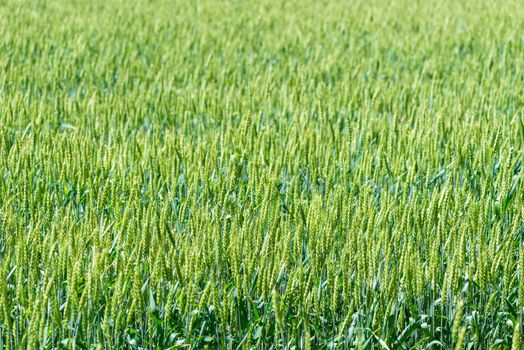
[{"x1": 1, "y1": 0, "x2": 524, "y2": 348}]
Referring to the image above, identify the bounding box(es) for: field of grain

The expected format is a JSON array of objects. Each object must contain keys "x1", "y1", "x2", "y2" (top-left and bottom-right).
[{"x1": 1, "y1": 0, "x2": 524, "y2": 348}]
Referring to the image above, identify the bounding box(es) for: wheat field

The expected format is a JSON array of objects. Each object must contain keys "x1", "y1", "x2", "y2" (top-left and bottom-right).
[{"x1": 1, "y1": 0, "x2": 524, "y2": 348}]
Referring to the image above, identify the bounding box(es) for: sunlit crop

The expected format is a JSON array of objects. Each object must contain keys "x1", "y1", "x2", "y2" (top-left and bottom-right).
[{"x1": 1, "y1": 0, "x2": 523, "y2": 348}]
